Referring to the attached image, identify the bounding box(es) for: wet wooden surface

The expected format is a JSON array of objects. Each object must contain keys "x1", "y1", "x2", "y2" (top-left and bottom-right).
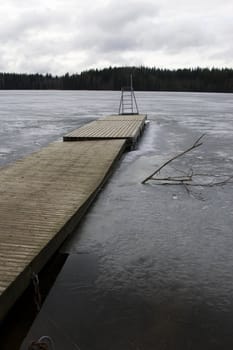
[
  {"x1": 0, "y1": 139, "x2": 126, "y2": 321},
  {"x1": 63, "y1": 114, "x2": 147, "y2": 142},
  {"x1": 99, "y1": 114, "x2": 147, "y2": 121}
]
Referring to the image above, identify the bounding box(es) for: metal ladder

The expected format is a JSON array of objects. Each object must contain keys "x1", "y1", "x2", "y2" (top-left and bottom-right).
[{"x1": 118, "y1": 75, "x2": 139, "y2": 115}]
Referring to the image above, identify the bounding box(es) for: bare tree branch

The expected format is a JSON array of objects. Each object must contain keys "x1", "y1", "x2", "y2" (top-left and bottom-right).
[
  {"x1": 183, "y1": 182, "x2": 191, "y2": 195},
  {"x1": 150, "y1": 175, "x2": 233, "y2": 187},
  {"x1": 151, "y1": 176, "x2": 192, "y2": 182},
  {"x1": 141, "y1": 134, "x2": 205, "y2": 184}
]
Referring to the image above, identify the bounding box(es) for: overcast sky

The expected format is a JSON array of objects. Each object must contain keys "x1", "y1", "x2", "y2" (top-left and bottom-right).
[{"x1": 0, "y1": 0, "x2": 233, "y2": 75}]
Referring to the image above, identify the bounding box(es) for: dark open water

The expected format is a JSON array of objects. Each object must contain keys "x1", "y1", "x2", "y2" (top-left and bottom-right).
[{"x1": 0, "y1": 91, "x2": 233, "y2": 349}]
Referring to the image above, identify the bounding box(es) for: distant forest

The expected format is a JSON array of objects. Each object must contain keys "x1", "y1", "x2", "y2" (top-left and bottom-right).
[{"x1": 0, "y1": 67, "x2": 233, "y2": 92}]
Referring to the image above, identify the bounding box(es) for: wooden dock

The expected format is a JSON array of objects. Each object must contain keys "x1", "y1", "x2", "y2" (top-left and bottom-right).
[
  {"x1": 0, "y1": 114, "x2": 146, "y2": 321},
  {"x1": 63, "y1": 114, "x2": 146, "y2": 146}
]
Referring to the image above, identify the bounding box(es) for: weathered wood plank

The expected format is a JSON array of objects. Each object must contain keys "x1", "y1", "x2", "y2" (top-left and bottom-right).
[
  {"x1": 0, "y1": 139, "x2": 126, "y2": 321},
  {"x1": 63, "y1": 114, "x2": 146, "y2": 143},
  {"x1": 99, "y1": 114, "x2": 147, "y2": 121}
]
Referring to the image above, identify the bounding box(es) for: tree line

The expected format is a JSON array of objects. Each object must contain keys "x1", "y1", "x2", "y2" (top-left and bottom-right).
[{"x1": 0, "y1": 67, "x2": 233, "y2": 92}]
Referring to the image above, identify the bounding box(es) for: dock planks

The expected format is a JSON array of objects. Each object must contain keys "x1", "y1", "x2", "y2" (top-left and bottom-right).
[
  {"x1": 0, "y1": 113, "x2": 147, "y2": 321},
  {"x1": 0, "y1": 140, "x2": 125, "y2": 321},
  {"x1": 63, "y1": 114, "x2": 147, "y2": 145},
  {"x1": 99, "y1": 114, "x2": 147, "y2": 121}
]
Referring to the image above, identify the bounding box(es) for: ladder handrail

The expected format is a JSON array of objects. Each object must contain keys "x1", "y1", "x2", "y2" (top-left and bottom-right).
[{"x1": 118, "y1": 75, "x2": 139, "y2": 115}]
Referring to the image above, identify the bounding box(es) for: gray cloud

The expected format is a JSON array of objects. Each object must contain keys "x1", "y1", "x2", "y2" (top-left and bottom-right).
[
  {"x1": 0, "y1": 0, "x2": 232, "y2": 74},
  {"x1": 87, "y1": 0, "x2": 159, "y2": 29}
]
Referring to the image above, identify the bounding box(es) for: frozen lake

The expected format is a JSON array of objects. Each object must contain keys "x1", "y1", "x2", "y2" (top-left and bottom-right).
[
  {"x1": 1, "y1": 90, "x2": 233, "y2": 349},
  {"x1": 0, "y1": 90, "x2": 233, "y2": 166}
]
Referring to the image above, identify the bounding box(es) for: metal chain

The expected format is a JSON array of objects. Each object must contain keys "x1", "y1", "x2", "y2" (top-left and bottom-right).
[
  {"x1": 28, "y1": 336, "x2": 55, "y2": 350},
  {"x1": 32, "y1": 272, "x2": 42, "y2": 312}
]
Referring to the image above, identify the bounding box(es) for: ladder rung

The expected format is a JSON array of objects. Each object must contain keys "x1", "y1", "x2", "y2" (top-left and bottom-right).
[{"x1": 119, "y1": 77, "x2": 139, "y2": 115}]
